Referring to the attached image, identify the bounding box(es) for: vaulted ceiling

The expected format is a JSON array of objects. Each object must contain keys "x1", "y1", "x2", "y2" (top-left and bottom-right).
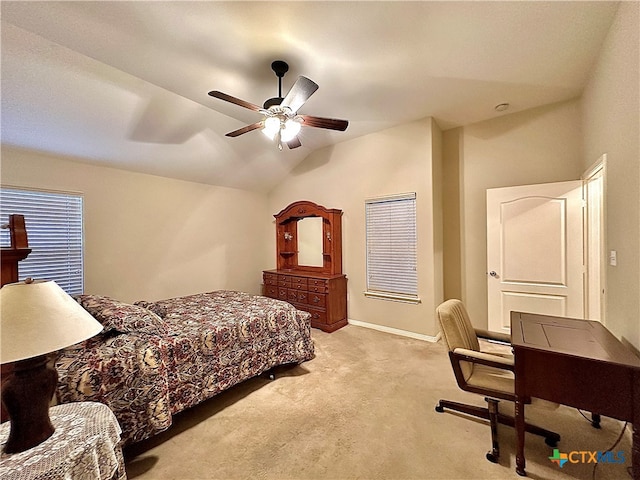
[{"x1": 1, "y1": 1, "x2": 618, "y2": 193}]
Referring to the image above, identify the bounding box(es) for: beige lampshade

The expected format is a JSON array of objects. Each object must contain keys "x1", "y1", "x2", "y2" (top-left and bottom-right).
[{"x1": 0, "y1": 280, "x2": 103, "y2": 364}]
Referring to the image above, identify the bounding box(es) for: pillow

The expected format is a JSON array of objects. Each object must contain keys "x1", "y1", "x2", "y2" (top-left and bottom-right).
[
  {"x1": 133, "y1": 300, "x2": 168, "y2": 319},
  {"x1": 74, "y1": 294, "x2": 168, "y2": 335}
]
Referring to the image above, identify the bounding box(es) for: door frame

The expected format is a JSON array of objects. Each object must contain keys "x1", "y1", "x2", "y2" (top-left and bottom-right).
[{"x1": 582, "y1": 154, "x2": 607, "y2": 323}]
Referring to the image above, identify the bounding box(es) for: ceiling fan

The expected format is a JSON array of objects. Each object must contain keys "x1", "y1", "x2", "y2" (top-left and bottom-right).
[{"x1": 208, "y1": 61, "x2": 348, "y2": 150}]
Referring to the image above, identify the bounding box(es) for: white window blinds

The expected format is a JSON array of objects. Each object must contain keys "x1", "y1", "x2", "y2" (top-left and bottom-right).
[
  {"x1": 0, "y1": 187, "x2": 84, "y2": 295},
  {"x1": 365, "y1": 193, "x2": 419, "y2": 303}
]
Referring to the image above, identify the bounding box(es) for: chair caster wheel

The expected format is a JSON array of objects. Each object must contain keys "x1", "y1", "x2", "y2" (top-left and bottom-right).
[
  {"x1": 435, "y1": 404, "x2": 444, "y2": 413},
  {"x1": 486, "y1": 452, "x2": 498, "y2": 463}
]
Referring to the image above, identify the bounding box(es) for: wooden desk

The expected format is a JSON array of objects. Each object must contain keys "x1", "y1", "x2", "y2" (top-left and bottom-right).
[{"x1": 511, "y1": 312, "x2": 640, "y2": 478}]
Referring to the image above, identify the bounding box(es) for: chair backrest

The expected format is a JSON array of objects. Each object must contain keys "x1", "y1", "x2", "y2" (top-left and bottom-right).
[
  {"x1": 436, "y1": 299, "x2": 480, "y2": 382},
  {"x1": 436, "y1": 299, "x2": 480, "y2": 353}
]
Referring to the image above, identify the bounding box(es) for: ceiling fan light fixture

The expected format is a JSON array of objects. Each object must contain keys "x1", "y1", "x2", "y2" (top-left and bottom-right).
[
  {"x1": 262, "y1": 116, "x2": 280, "y2": 139},
  {"x1": 281, "y1": 118, "x2": 301, "y2": 142}
]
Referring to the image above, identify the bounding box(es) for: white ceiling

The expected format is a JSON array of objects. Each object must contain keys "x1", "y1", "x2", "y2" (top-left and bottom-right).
[{"x1": 1, "y1": 1, "x2": 618, "y2": 193}]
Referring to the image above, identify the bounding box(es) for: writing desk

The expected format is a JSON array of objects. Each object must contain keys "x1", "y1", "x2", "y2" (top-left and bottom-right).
[{"x1": 511, "y1": 312, "x2": 640, "y2": 479}]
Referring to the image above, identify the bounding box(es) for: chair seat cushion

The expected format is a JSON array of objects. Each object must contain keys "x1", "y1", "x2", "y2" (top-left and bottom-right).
[{"x1": 466, "y1": 363, "x2": 514, "y2": 395}]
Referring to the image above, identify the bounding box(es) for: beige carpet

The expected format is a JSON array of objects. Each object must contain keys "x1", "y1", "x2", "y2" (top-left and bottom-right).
[{"x1": 124, "y1": 325, "x2": 633, "y2": 480}]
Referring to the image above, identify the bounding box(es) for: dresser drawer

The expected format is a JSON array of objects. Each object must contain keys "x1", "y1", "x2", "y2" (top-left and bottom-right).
[
  {"x1": 309, "y1": 284, "x2": 328, "y2": 293},
  {"x1": 264, "y1": 285, "x2": 278, "y2": 298},
  {"x1": 296, "y1": 290, "x2": 308, "y2": 305},
  {"x1": 264, "y1": 273, "x2": 278, "y2": 286},
  {"x1": 287, "y1": 289, "x2": 305, "y2": 304},
  {"x1": 278, "y1": 287, "x2": 288, "y2": 300},
  {"x1": 307, "y1": 309, "x2": 327, "y2": 325},
  {"x1": 277, "y1": 275, "x2": 291, "y2": 287},
  {"x1": 290, "y1": 276, "x2": 308, "y2": 290},
  {"x1": 308, "y1": 278, "x2": 328, "y2": 288},
  {"x1": 307, "y1": 293, "x2": 326, "y2": 308}
]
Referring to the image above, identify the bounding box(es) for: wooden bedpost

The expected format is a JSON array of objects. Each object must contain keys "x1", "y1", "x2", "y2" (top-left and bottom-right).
[
  {"x1": 1, "y1": 214, "x2": 32, "y2": 424},
  {"x1": 1, "y1": 214, "x2": 31, "y2": 287},
  {"x1": 8, "y1": 214, "x2": 29, "y2": 249}
]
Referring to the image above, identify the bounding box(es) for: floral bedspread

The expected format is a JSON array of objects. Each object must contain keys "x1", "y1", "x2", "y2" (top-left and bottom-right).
[
  {"x1": 56, "y1": 291, "x2": 313, "y2": 444},
  {"x1": 137, "y1": 290, "x2": 315, "y2": 414}
]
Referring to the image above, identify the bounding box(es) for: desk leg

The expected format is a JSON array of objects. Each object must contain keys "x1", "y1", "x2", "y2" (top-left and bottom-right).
[
  {"x1": 633, "y1": 423, "x2": 639, "y2": 480},
  {"x1": 634, "y1": 373, "x2": 639, "y2": 480},
  {"x1": 515, "y1": 396, "x2": 526, "y2": 476}
]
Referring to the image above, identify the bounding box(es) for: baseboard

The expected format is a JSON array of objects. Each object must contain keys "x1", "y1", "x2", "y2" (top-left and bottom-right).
[{"x1": 347, "y1": 318, "x2": 441, "y2": 343}]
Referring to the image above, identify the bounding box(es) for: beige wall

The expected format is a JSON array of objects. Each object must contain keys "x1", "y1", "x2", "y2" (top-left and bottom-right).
[
  {"x1": 1, "y1": 147, "x2": 271, "y2": 302},
  {"x1": 267, "y1": 118, "x2": 444, "y2": 337},
  {"x1": 580, "y1": 1, "x2": 640, "y2": 351},
  {"x1": 442, "y1": 128, "x2": 462, "y2": 302},
  {"x1": 442, "y1": 100, "x2": 584, "y2": 328}
]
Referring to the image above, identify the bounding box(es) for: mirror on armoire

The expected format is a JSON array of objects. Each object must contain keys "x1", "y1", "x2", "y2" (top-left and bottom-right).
[{"x1": 297, "y1": 216, "x2": 323, "y2": 268}]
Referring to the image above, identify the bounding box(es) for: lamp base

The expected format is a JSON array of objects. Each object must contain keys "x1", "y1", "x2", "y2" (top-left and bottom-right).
[{"x1": 1, "y1": 355, "x2": 57, "y2": 453}]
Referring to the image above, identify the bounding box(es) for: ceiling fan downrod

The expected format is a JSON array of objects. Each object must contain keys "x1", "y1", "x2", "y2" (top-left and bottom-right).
[{"x1": 263, "y1": 60, "x2": 289, "y2": 109}]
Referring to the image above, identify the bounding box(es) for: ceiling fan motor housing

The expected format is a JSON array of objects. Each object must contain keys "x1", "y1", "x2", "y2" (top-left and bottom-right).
[{"x1": 263, "y1": 97, "x2": 283, "y2": 109}]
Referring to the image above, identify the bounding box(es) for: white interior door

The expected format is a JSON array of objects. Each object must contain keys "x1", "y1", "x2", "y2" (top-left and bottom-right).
[{"x1": 487, "y1": 180, "x2": 584, "y2": 333}]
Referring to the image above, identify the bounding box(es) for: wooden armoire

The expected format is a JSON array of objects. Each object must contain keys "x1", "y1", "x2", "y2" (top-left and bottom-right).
[{"x1": 263, "y1": 201, "x2": 347, "y2": 332}]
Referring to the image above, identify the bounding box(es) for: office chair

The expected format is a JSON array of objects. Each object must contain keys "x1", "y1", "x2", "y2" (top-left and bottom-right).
[{"x1": 435, "y1": 299, "x2": 560, "y2": 463}]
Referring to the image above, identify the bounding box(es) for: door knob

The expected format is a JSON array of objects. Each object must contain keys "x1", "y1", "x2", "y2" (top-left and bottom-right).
[{"x1": 489, "y1": 271, "x2": 498, "y2": 277}]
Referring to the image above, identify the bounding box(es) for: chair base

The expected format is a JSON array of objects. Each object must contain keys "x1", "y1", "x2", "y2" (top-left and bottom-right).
[{"x1": 435, "y1": 398, "x2": 560, "y2": 463}]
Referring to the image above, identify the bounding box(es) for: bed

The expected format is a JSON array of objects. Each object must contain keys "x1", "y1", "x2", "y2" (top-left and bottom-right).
[{"x1": 55, "y1": 290, "x2": 314, "y2": 444}]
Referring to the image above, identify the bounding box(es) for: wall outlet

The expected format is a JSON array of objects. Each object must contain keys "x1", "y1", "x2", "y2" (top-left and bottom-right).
[{"x1": 609, "y1": 250, "x2": 617, "y2": 266}]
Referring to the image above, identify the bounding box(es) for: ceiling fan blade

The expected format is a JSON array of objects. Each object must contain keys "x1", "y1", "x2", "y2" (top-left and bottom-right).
[
  {"x1": 208, "y1": 91, "x2": 262, "y2": 112},
  {"x1": 299, "y1": 115, "x2": 349, "y2": 131},
  {"x1": 281, "y1": 76, "x2": 319, "y2": 113},
  {"x1": 226, "y1": 122, "x2": 263, "y2": 137},
  {"x1": 286, "y1": 137, "x2": 302, "y2": 149}
]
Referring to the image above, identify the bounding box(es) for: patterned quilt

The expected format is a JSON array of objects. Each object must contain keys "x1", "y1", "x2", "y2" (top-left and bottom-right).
[{"x1": 56, "y1": 291, "x2": 314, "y2": 444}]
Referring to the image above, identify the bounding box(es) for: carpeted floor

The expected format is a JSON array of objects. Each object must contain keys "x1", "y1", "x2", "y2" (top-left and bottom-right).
[{"x1": 124, "y1": 325, "x2": 633, "y2": 480}]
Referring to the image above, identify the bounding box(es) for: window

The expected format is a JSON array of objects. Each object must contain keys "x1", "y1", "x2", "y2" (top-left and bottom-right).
[
  {"x1": 1, "y1": 187, "x2": 84, "y2": 294},
  {"x1": 365, "y1": 192, "x2": 419, "y2": 303}
]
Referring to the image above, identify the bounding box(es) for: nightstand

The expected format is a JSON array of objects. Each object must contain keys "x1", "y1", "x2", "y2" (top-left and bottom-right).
[{"x1": 0, "y1": 402, "x2": 126, "y2": 480}]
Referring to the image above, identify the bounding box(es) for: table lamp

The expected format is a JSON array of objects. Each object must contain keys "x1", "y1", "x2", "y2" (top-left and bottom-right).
[{"x1": 0, "y1": 279, "x2": 103, "y2": 453}]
